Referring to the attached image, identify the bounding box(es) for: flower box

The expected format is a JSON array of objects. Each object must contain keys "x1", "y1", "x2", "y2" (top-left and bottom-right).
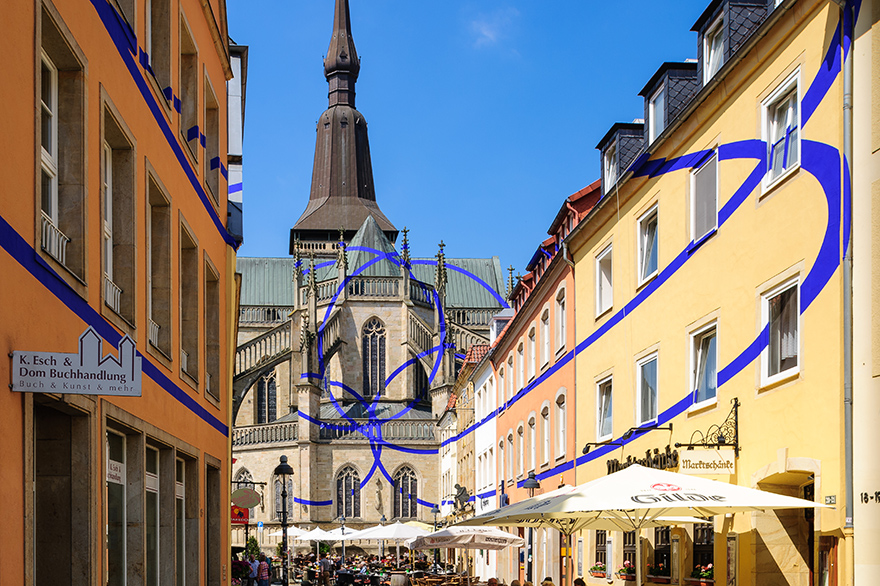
[
  {"x1": 684, "y1": 579, "x2": 714, "y2": 586},
  {"x1": 647, "y1": 577, "x2": 671, "y2": 584},
  {"x1": 616, "y1": 574, "x2": 636, "y2": 582},
  {"x1": 588, "y1": 571, "x2": 606, "y2": 578}
]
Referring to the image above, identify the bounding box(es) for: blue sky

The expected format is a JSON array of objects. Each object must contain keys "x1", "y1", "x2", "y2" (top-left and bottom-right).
[{"x1": 228, "y1": 0, "x2": 710, "y2": 274}]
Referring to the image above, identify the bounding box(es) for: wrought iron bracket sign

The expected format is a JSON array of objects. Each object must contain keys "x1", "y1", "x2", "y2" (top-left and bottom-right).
[{"x1": 675, "y1": 397, "x2": 741, "y2": 456}]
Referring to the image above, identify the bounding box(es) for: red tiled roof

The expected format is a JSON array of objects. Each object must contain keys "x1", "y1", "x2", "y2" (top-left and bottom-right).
[{"x1": 465, "y1": 344, "x2": 489, "y2": 364}]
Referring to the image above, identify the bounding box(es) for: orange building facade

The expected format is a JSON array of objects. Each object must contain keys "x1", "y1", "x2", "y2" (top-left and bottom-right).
[
  {"x1": 0, "y1": 0, "x2": 240, "y2": 584},
  {"x1": 492, "y1": 181, "x2": 600, "y2": 586}
]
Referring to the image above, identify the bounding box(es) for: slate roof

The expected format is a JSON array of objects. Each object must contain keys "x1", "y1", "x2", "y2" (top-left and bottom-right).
[{"x1": 315, "y1": 215, "x2": 401, "y2": 281}]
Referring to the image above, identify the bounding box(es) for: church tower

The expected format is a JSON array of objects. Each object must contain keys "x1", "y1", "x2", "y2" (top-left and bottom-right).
[{"x1": 290, "y1": 0, "x2": 397, "y2": 255}]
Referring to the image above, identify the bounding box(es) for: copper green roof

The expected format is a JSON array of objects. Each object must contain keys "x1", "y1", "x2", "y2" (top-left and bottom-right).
[
  {"x1": 412, "y1": 257, "x2": 505, "y2": 309},
  {"x1": 237, "y1": 257, "x2": 298, "y2": 306}
]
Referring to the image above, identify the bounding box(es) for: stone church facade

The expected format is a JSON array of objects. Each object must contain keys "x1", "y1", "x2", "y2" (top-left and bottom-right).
[{"x1": 230, "y1": 0, "x2": 505, "y2": 550}]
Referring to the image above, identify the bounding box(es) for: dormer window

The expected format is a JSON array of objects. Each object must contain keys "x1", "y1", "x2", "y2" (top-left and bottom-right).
[
  {"x1": 649, "y1": 86, "x2": 666, "y2": 143},
  {"x1": 704, "y1": 16, "x2": 724, "y2": 82},
  {"x1": 603, "y1": 140, "x2": 618, "y2": 193}
]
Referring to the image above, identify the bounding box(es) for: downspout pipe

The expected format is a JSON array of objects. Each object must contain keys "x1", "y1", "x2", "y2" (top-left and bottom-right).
[{"x1": 830, "y1": 0, "x2": 854, "y2": 530}]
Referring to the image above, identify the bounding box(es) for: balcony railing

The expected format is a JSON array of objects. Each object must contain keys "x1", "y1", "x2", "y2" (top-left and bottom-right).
[
  {"x1": 318, "y1": 419, "x2": 437, "y2": 442},
  {"x1": 239, "y1": 306, "x2": 294, "y2": 325},
  {"x1": 148, "y1": 319, "x2": 160, "y2": 347},
  {"x1": 348, "y1": 276, "x2": 400, "y2": 298},
  {"x1": 409, "y1": 279, "x2": 434, "y2": 307},
  {"x1": 233, "y1": 421, "x2": 298, "y2": 447},
  {"x1": 104, "y1": 275, "x2": 122, "y2": 313},
  {"x1": 41, "y1": 212, "x2": 69, "y2": 265},
  {"x1": 181, "y1": 349, "x2": 189, "y2": 373}
]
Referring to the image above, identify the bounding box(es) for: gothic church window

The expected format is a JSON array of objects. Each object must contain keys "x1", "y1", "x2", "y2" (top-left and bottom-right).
[
  {"x1": 393, "y1": 466, "x2": 417, "y2": 519},
  {"x1": 234, "y1": 468, "x2": 256, "y2": 517},
  {"x1": 336, "y1": 466, "x2": 361, "y2": 518},
  {"x1": 362, "y1": 318, "x2": 386, "y2": 397},
  {"x1": 274, "y1": 477, "x2": 293, "y2": 521},
  {"x1": 256, "y1": 374, "x2": 277, "y2": 424}
]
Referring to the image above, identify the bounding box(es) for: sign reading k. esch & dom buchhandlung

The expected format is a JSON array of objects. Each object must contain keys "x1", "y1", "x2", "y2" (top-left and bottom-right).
[{"x1": 12, "y1": 327, "x2": 142, "y2": 397}]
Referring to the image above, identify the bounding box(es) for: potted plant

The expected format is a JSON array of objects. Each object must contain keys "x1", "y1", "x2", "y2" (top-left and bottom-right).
[
  {"x1": 685, "y1": 563, "x2": 714, "y2": 585},
  {"x1": 588, "y1": 562, "x2": 606, "y2": 578},
  {"x1": 616, "y1": 561, "x2": 636, "y2": 581},
  {"x1": 646, "y1": 562, "x2": 671, "y2": 584}
]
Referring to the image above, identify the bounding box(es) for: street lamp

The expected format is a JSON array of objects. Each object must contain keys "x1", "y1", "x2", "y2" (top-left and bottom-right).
[
  {"x1": 430, "y1": 504, "x2": 440, "y2": 566},
  {"x1": 522, "y1": 472, "x2": 540, "y2": 584},
  {"x1": 273, "y1": 455, "x2": 295, "y2": 585},
  {"x1": 380, "y1": 514, "x2": 386, "y2": 559},
  {"x1": 340, "y1": 515, "x2": 346, "y2": 561}
]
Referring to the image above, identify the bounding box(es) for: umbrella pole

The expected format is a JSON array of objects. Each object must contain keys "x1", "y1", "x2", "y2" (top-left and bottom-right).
[
  {"x1": 397, "y1": 542, "x2": 400, "y2": 569},
  {"x1": 635, "y1": 534, "x2": 642, "y2": 586}
]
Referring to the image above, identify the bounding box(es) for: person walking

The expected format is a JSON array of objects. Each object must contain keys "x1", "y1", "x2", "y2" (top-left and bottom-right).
[
  {"x1": 248, "y1": 554, "x2": 259, "y2": 586},
  {"x1": 258, "y1": 554, "x2": 271, "y2": 586},
  {"x1": 319, "y1": 552, "x2": 334, "y2": 586}
]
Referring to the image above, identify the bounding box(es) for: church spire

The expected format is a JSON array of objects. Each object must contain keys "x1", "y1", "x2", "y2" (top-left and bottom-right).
[{"x1": 324, "y1": 0, "x2": 359, "y2": 107}]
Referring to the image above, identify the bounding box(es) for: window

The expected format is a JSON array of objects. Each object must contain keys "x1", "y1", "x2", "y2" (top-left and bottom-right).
[
  {"x1": 507, "y1": 433, "x2": 514, "y2": 484},
  {"x1": 204, "y1": 257, "x2": 220, "y2": 399},
  {"x1": 180, "y1": 223, "x2": 199, "y2": 380},
  {"x1": 692, "y1": 325, "x2": 717, "y2": 404},
  {"x1": 528, "y1": 417, "x2": 536, "y2": 471},
  {"x1": 517, "y1": 425, "x2": 524, "y2": 478},
  {"x1": 528, "y1": 329, "x2": 536, "y2": 380},
  {"x1": 704, "y1": 16, "x2": 724, "y2": 82},
  {"x1": 693, "y1": 522, "x2": 714, "y2": 567},
  {"x1": 39, "y1": 6, "x2": 86, "y2": 279},
  {"x1": 147, "y1": 174, "x2": 171, "y2": 355},
  {"x1": 337, "y1": 466, "x2": 361, "y2": 518},
  {"x1": 498, "y1": 440, "x2": 505, "y2": 485},
  {"x1": 649, "y1": 85, "x2": 666, "y2": 143},
  {"x1": 179, "y1": 17, "x2": 199, "y2": 158},
  {"x1": 203, "y1": 76, "x2": 220, "y2": 203},
  {"x1": 763, "y1": 280, "x2": 799, "y2": 382},
  {"x1": 596, "y1": 244, "x2": 613, "y2": 315},
  {"x1": 146, "y1": 447, "x2": 159, "y2": 586},
  {"x1": 362, "y1": 318, "x2": 386, "y2": 396},
  {"x1": 101, "y1": 105, "x2": 136, "y2": 323},
  {"x1": 498, "y1": 369, "x2": 505, "y2": 407},
  {"x1": 597, "y1": 377, "x2": 613, "y2": 441},
  {"x1": 692, "y1": 152, "x2": 718, "y2": 241},
  {"x1": 233, "y1": 468, "x2": 256, "y2": 517},
  {"x1": 654, "y1": 526, "x2": 671, "y2": 568},
  {"x1": 517, "y1": 344, "x2": 524, "y2": 390},
  {"x1": 637, "y1": 354, "x2": 658, "y2": 424},
  {"x1": 146, "y1": 0, "x2": 171, "y2": 96},
  {"x1": 112, "y1": 0, "x2": 135, "y2": 32},
  {"x1": 541, "y1": 310, "x2": 550, "y2": 365},
  {"x1": 555, "y1": 393, "x2": 566, "y2": 458},
  {"x1": 541, "y1": 405, "x2": 550, "y2": 464},
  {"x1": 556, "y1": 288, "x2": 566, "y2": 350},
  {"x1": 256, "y1": 374, "x2": 277, "y2": 424},
  {"x1": 393, "y1": 466, "x2": 418, "y2": 518},
  {"x1": 638, "y1": 206, "x2": 659, "y2": 283},
  {"x1": 274, "y1": 476, "x2": 293, "y2": 521},
  {"x1": 764, "y1": 72, "x2": 800, "y2": 184},
  {"x1": 603, "y1": 140, "x2": 618, "y2": 192},
  {"x1": 595, "y1": 530, "x2": 607, "y2": 566},
  {"x1": 106, "y1": 431, "x2": 126, "y2": 586},
  {"x1": 507, "y1": 356, "x2": 514, "y2": 400},
  {"x1": 175, "y1": 459, "x2": 185, "y2": 584},
  {"x1": 623, "y1": 530, "x2": 637, "y2": 565}
]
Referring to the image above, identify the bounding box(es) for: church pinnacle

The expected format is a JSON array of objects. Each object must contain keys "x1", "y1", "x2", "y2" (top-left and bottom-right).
[{"x1": 290, "y1": 0, "x2": 397, "y2": 254}]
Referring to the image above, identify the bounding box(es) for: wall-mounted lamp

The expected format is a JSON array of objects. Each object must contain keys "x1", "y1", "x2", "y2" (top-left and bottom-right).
[
  {"x1": 621, "y1": 422, "x2": 673, "y2": 440},
  {"x1": 582, "y1": 441, "x2": 624, "y2": 455}
]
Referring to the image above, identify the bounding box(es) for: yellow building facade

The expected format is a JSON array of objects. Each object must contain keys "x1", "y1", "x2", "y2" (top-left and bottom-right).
[{"x1": 569, "y1": 1, "x2": 854, "y2": 584}]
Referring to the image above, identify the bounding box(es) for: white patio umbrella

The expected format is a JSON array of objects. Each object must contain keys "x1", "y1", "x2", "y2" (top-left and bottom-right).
[
  {"x1": 406, "y1": 525, "x2": 524, "y2": 551},
  {"x1": 268, "y1": 525, "x2": 306, "y2": 538},
  {"x1": 296, "y1": 526, "x2": 342, "y2": 558},
  {"x1": 498, "y1": 464, "x2": 830, "y2": 584},
  {"x1": 347, "y1": 522, "x2": 431, "y2": 568}
]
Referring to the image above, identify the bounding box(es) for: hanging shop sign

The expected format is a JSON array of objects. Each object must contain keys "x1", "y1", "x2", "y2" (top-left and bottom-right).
[
  {"x1": 12, "y1": 327, "x2": 142, "y2": 397},
  {"x1": 232, "y1": 505, "x2": 250, "y2": 525},
  {"x1": 606, "y1": 445, "x2": 679, "y2": 475},
  {"x1": 679, "y1": 448, "x2": 736, "y2": 475}
]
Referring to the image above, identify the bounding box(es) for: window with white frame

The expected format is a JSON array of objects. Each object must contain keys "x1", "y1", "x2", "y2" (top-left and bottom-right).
[
  {"x1": 498, "y1": 369, "x2": 505, "y2": 407},
  {"x1": 541, "y1": 309, "x2": 550, "y2": 366},
  {"x1": 637, "y1": 354, "x2": 659, "y2": 424},
  {"x1": 704, "y1": 16, "x2": 724, "y2": 82},
  {"x1": 517, "y1": 344, "x2": 524, "y2": 391},
  {"x1": 763, "y1": 279, "x2": 799, "y2": 382},
  {"x1": 556, "y1": 288, "x2": 566, "y2": 350},
  {"x1": 507, "y1": 356, "x2": 514, "y2": 400},
  {"x1": 597, "y1": 377, "x2": 613, "y2": 441},
  {"x1": 596, "y1": 244, "x2": 613, "y2": 315},
  {"x1": 649, "y1": 85, "x2": 666, "y2": 143},
  {"x1": 528, "y1": 416, "x2": 536, "y2": 471},
  {"x1": 40, "y1": 51, "x2": 59, "y2": 231},
  {"x1": 175, "y1": 459, "x2": 186, "y2": 584},
  {"x1": 145, "y1": 447, "x2": 160, "y2": 586},
  {"x1": 638, "y1": 206, "x2": 659, "y2": 283},
  {"x1": 692, "y1": 152, "x2": 718, "y2": 242},
  {"x1": 555, "y1": 393, "x2": 566, "y2": 458},
  {"x1": 692, "y1": 325, "x2": 718, "y2": 404},
  {"x1": 507, "y1": 434, "x2": 514, "y2": 484},
  {"x1": 517, "y1": 425, "x2": 524, "y2": 478},
  {"x1": 541, "y1": 405, "x2": 550, "y2": 464},
  {"x1": 528, "y1": 329, "x2": 536, "y2": 380},
  {"x1": 764, "y1": 71, "x2": 800, "y2": 185},
  {"x1": 498, "y1": 440, "x2": 505, "y2": 485},
  {"x1": 604, "y1": 139, "x2": 618, "y2": 192}
]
